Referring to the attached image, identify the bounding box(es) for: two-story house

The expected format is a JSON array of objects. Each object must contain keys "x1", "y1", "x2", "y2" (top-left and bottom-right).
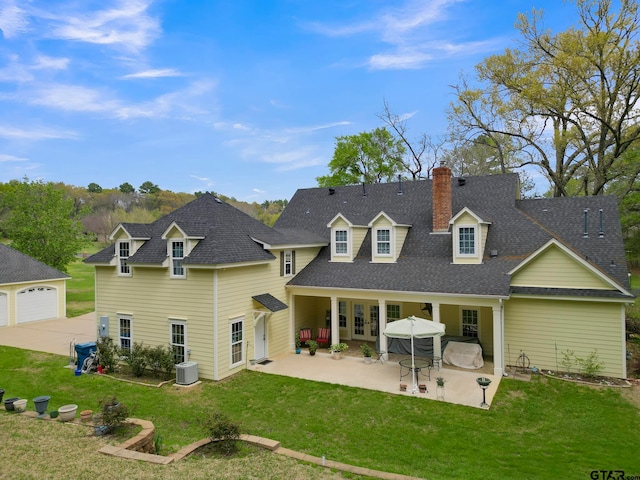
[{"x1": 86, "y1": 165, "x2": 633, "y2": 380}]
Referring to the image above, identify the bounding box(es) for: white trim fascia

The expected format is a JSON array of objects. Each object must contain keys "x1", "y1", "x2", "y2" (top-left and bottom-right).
[
  {"x1": 250, "y1": 237, "x2": 327, "y2": 250},
  {"x1": 186, "y1": 259, "x2": 273, "y2": 269},
  {"x1": 160, "y1": 221, "x2": 205, "y2": 240},
  {"x1": 326, "y1": 213, "x2": 353, "y2": 228},
  {"x1": 0, "y1": 277, "x2": 70, "y2": 288},
  {"x1": 449, "y1": 207, "x2": 492, "y2": 225},
  {"x1": 508, "y1": 238, "x2": 633, "y2": 297},
  {"x1": 367, "y1": 211, "x2": 412, "y2": 228},
  {"x1": 108, "y1": 224, "x2": 150, "y2": 241},
  {"x1": 508, "y1": 293, "x2": 633, "y2": 303},
  {"x1": 285, "y1": 284, "x2": 510, "y2": 300}
]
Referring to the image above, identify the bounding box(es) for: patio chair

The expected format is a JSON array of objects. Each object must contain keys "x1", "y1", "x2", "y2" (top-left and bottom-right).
[
  {"x1": 316, "y1": 327, "x2": 330, "y2": 347},
  {"x1": 299, "y1": 328, "x2": 312, "y2": 347}
]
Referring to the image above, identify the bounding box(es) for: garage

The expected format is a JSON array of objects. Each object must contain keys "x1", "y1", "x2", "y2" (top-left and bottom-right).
[
  {"x1": 0, "y1": 292, "x2": 7, "y2": 327},
  {"x1": 16, "y1": 286, "x2": 58, "y2": 324}
]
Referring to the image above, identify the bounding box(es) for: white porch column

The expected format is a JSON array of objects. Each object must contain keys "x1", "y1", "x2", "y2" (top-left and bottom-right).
[
  {"x1": 432, "y1": 303, "x2": 442, "y2": 365},
  {"x1": 378, "y1": 299, "x2": 387, "y2": 359},
  {"x1": 492, "y1": 302, "x2": 504, "y2": 377},
  {"x1": 330, "y1": 296, "x2": 339, "y2": 345}
]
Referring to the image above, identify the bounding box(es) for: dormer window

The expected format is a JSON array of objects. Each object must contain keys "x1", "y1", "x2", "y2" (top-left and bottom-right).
[
  {"x1": 334, "y1": 229, "x2": 348, "y2": 255},
  {"x1": 376, "y1": 228, "x2": 391, "y2": 255},
  {"x1": 458, "y1": 226, "x2": 476, "y2": 256},
  {"x1": 118, "y1": 241, "x2": 131, "y2": 276},
  {"x1": 171, "y1": 241, "x2": 185, "y2": 277}
]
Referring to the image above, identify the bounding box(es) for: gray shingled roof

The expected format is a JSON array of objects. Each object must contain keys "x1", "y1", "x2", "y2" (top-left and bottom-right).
[
  {"x1": 0, "y1": 244, "x2": 70, "y2": 284},
  {"x1": 275, "y1": 174, "x2": 632, "y2": 297},
  {"x1": 85, "y1": 194, "x2": 323, "y2": 267},
  {"x1": 252, "y1": 293, "x2": 288, "y2": 312}
]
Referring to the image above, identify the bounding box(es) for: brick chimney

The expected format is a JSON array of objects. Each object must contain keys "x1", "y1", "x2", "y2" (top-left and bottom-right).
[{"x1": 432, "y1": 163, "x2": 452, "y2": 232}]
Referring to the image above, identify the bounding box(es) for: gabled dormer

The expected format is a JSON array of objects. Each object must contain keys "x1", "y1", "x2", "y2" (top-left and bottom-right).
[
  {"x1": 368, "y1": 212, "x2": 411, "y2": 263},
  {"x1": 109, "y1": 224, "x2": 151, "y2": 276},
  {"x1": 449, "y1": 207, "x2": 491, "y2": 264},
  {"x1": 161, "y1": 222, "x2": 205, "y2": 278},
  {"x1": 327, "y1": 213, "x2": 368, "y2": 262}
]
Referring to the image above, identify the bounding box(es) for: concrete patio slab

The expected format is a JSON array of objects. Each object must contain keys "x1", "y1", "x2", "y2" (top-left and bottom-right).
[{"x1": 250, "y1": 351, "x2": 501, "y2": 409}]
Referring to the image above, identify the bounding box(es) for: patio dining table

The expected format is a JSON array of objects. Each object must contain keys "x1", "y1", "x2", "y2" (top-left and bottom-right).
[{"x1": 399, "y1": 358, "x2": 432, "y2": 382}]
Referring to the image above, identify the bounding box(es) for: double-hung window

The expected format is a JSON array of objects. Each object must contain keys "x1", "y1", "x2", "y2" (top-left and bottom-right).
[
  {"x1": 171, "y1": 241, "x2": 185, "y2": 277},
  {"x1": 119, "y1": 317, "x2": 132, "y2": 351},
  {"x1": 281, "y1": 250, "x2": 295, "y2": 276},
  {"x1": 230, "y1": 318, "x2": 244, "y2": 366},
  {"x1": 334, "y1": 229, "x2": 348, "y2": 255},
  {"x1": 458, "y1": 226, "x2": 476, "y2": 256},
  {"x1": 118, "y1": 241, "x2": 131, "y2": 275},
  {"x1": 376, "y1": 228, "x2": 391, "y2": 255},
  {"x1": 338, "y1": 301, "x2": 347, "y2": 328},
  {"x1": 386, "y1": 304, "x2": 401, "y2": 322},
  {"x1": 462, "y1": 309, "x2": 479, "y2": 338},
  {"x1": 170, "y1": 322, "x2": 186, "y2": 364}
]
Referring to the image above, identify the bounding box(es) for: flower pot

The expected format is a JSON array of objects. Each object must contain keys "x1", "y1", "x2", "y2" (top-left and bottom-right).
[
  {"x1": 419, "y1": 384, "x2": 427, "y2": 394},
  {"x1": 363, "y1": 356, "x2": 372, "y2": 364},
  {"x1": 436, "y1": 385, "x2": 445, "y2": 400},
  {"x1": 4, "y1": 397, "x2": 20, "y2": 411},
  {"x1": 58, "y1": 404, "x2": 78, "y2": 422},
  {"x1": 399, "y1": 383, "x2": 407, "y2": 392},
  {"x1": 332, "y1": 351, "x2": 342, "y2": 360},
  {"x1": 295, "y1": 348, "x2": 301, "y2": 354},
  {"x1": 309, "y1": 350, "x2": 316, "y2": 356},
  {"x1": 49, "y1": 410, "x2": 59, "y2": 419},
  {"x1": 80, "y1": 410, "x2": 93, "y2": 423},
  {"x1": 13, "y1": 399, "x2": 27, "y2": 412},
  {"x1": 33, "y1": 395, "x2": 51, "y2": 416},
  {"x1": 0, "y1": 388, "x2": 4, "y2": 404}
]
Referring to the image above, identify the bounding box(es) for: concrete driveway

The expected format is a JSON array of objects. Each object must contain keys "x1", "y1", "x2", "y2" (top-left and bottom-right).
[{"x1": 0, "y1": 312, "x2": 96, "y2": 357}]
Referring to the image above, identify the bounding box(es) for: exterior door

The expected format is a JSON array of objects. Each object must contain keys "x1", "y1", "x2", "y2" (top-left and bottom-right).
[
  {"x1": 254, "y1": 316, "x2": 266, "y2": 361},
  {"x1": 352, "y1": 303, "x2": 378, "y2": 341},
  {"x1": 16, "y1": 286, "x2": 57, "y2": 324}
]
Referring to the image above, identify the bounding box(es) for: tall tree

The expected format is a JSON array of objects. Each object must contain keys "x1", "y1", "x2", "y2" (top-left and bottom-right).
[
  {"x1": 449, "y1": 0, "x2": 640, "y2": 196},
  {"x1": 119, "y1": 182, "x2": 135, "y2": 193},
  {"x1": 317, "y1": 127, "x2": 406, "y2": 186},
  {"x1": 139, "y1": 181, "x2": 160, "y2": 195},
  {"x1": 2, "y1": 179, "x2": 88, "y2": 272}
]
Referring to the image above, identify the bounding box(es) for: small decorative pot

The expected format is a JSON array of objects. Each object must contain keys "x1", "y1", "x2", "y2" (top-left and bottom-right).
[
  {"x1": 400, "y1": 383, "x2": 407, "y2": 392},
  {"x1": 33, "y1": 396, "x2": 51, "y2": 416},
  {"x1": 4, "y1": 397, "x2": 20, "y2": 412},
  {"x1": 419, "y1": 384, "x2": 427, "y2": 394},
  {"x1": 58, "y1": 404, "x2": 78, "y2": 422},
  {"x1": 364, "y1": 356, "x2": 372, "y2": 364},
  {"x1": 332, "y1": 351, "x2": 342, "y2": 360},
  {"x1": 295, "y1": 348, "x2": 301, "y2": 354},
  {"x1": 13, "y1": 399, "x2": 28, "y2": 412},
  {"x1": 0, "y1": 388, "x2": 5, "y2": 404},
  {"x1": 49, "y1": 410, "x2": 59, "y2": 419},
  {"x1": 80, "y1": 410, "x2": 93, "y2": 422}
]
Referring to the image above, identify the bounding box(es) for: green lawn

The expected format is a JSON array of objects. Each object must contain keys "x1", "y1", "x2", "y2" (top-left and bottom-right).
[
  {"x1": 1, "y1": 347, "x2": 637, "y2": 480},
  {"x1": 66, "y1": 244, "x2": 102, "y2": 317}
]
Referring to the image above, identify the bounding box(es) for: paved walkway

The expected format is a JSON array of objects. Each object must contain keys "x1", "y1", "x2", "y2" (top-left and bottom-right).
[{"x1": 0, "y1": 312, "x2": 96, "y2": 358}]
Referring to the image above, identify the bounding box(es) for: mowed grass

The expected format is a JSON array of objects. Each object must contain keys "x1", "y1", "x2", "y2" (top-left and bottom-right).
[
  {"x1": 66, "y1": 244, "x2": 101, "y2": 317},
  {"x1": 0, "y1": 347, "x2": 638, "y2": 480}
]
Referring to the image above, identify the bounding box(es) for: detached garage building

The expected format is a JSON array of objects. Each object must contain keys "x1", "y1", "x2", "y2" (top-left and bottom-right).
[{"x1": 0, "y1": 244, "x2": 69, "y2": 327}]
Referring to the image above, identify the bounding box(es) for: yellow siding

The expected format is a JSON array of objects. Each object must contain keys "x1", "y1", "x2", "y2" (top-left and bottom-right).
[
  {"x1": 504, "y1": 298, "x2": 624, "y2": 377},
  {"x1": 452, "y1": 212, "x2": 482, "y2": 265},
  {"x1": 352, "y1": 227, "x2": 368, "y2": 259},
  {"x1": 511, "y1": 245, "x2": 612, "y2": 289},
  {"x1": 396, "y1": 226, "x2": 409, "y2": 258}
]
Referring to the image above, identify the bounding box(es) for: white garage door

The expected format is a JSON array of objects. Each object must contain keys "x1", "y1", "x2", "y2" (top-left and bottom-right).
[
  {"x1": 0, "y1": 293, "x2": 7, "y2": 327},
  {"x1": 16, "y1": 286, "x2": 57, "y2": 324}
]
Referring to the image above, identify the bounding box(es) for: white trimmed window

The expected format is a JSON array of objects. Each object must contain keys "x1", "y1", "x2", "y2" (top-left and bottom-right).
[
  {"x1": 230, "y1": 317, "x2": 244, "y2": 366},
  {"x1": 334, "y1": 229, "x2": 348, "y2": 255},
  {"x1": 386, "y1": 304, "x2": 401, "y2": 322},
  {"x1": 282, "y1": 250, "x2": 295, "y2": 276},
  {"x1": 118, "y1": 241, "x2": 131, "y2": 275},
  {"x1": 338, "y1": 301, "x2": 347, "y2": 328},
  {"x1": 170, "y1": 322, "x2": 186, "y2": 364},
  {"x1": 461, "y1": 309, "x2": 479, "y2": 338},
  {"x1": 171, "y1": 241, "x2": 185, "y2": 277},
  {"x1": 119, "y1": 317, "x2": 132, "y2": 351},
  {"x1": 376, "y1": 228, "x2": 391, "y2": 255},
  {"x1": 457, "y1": 226, "x2": 476, "y2": 256}
]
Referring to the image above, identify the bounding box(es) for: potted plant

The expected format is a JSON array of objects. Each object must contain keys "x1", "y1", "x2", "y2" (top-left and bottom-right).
[
  {"x1": 436, "y1": 376, "x2": 446, "y2": 400},
  {"x1": 360, "y1": 344, "x2": 373, "y2": 364},
  {"x1": 58, "y1": 404, "x2": 78, "y2": 422},
  {"x1": 307, "y1": 340, "x2": 318, "y2": 356},
  {"x1": 330, "y1": 342, "x2": 348, "y2": 360},
  {"x1": 295, "y1": 332, "x2": 301, "y2": 354}
]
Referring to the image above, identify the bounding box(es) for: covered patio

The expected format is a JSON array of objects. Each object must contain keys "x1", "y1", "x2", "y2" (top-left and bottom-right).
[{"x1": 249, "y1": 350, "x2": 501, "y2": 409}]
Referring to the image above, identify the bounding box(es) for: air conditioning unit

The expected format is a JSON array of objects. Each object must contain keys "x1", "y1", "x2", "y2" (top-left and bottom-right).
[{"x1": 176, "y1": 361, "x2": 198, "y2": 385}]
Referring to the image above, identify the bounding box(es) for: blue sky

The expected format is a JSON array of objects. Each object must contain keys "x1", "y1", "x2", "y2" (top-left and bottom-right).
[{"x1": 0, "y1": 0, "x2": 574, "y2": 202}]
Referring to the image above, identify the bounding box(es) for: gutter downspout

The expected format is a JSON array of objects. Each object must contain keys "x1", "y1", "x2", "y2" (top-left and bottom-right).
[
  {"x1": 500, "y1": 298, "x2": 505, "y2": 377},
  {"x1": 213, "y1": 270, "x2": 219, "y2": 381}
]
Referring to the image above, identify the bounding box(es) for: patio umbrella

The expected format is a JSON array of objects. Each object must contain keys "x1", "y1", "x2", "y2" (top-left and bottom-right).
[{"x1": 383, "y1": 316, "x2": 446, "y2": 394}]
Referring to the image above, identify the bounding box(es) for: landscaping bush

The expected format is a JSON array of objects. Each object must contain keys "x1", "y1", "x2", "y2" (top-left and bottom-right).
[
  {"x1": 626, "y1": 306, "x2": 640, "y2": 336},
  {"x1": 202, "y1": 412, "x2": 241, "y2": 456},
  {"x1": 147, "y1": 344, "x2": 177, "y2": 379},
  {"x1": 98, "y1": 396, "x2": 130, "y2": 432},
  {"x1": 120, "y1": 342, "x2": 149, "y2": 377},
  {"x1": 96, "y1": 336, "x2": 118, "y2": 373}
]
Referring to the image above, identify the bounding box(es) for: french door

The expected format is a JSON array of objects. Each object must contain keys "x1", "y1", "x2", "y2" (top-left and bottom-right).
[{"x1": 352, "y1": 303, "x2": 379, "y2": 341}]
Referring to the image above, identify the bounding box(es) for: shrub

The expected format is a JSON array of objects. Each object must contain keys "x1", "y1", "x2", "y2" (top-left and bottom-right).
[
  {"x1": 576, "y1": 349, "x2": 604, "y2": 378},
  {"x1": 121, "y1": 342, "x2": 149, "y2": 377},
  {"x1": 626, "y1": 307, "x2": 640, "y2": 336},
  {"x1": 202, "y1": 412, "x2": 241, "y2": 456},
  {"x1": 560, "y1": 349, "x2": 576, "y2": 374},
  {"x1": 98, "y1": 396, "x2": 129, "y2": 432},
  {"x1": 96, "y1": 336, "x2": 118, "y2": 373},
  {"x1": 147, "y1": 344, "x2": 176, "y2": 379}
]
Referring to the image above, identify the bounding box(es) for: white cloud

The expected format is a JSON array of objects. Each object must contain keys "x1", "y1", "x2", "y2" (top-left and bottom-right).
[
  {"x1": 32, "y1": 55, "x2": 70, "y2": 70},
  {"x1": 121, "y1": 68, "x2": 184, "y2": 79},
  {"x1": 0, "y1": 124, "x2": 77, "y2": 140},
  {"x1": 0, "y1": 153, "x2": 27, "y2": 162},
  {"x1": 0, "y1": 0, "x2": 29, "y2": 38}
]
